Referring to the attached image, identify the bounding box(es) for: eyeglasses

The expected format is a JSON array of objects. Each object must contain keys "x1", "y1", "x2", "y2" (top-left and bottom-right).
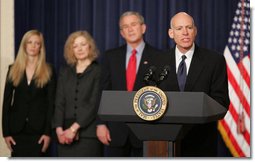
[{"x1": 120, "y1": 22, "x2": 142, "y2": 30}]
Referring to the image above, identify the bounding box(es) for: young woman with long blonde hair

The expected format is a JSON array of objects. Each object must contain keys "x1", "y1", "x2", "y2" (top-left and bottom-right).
[{"x1": 2, "y1": 30, "x2": 56, "y2": 157}]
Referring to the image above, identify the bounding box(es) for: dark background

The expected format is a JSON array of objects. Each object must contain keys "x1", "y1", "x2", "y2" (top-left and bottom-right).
[
  {"x1": 14, "y1": 0, "x2": 238, "y2": 156},
  {"x1": 15, "y1": 0, "x2": 238, "y2": 71}
]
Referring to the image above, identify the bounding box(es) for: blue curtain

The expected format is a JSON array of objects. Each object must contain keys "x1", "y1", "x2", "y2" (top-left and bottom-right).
[
  {"x1": 14, "y1": 0, "x2": 238, "y2": 156},
  {"x1": 15, "y1": 0, "x2": 238, "y2": 71}
]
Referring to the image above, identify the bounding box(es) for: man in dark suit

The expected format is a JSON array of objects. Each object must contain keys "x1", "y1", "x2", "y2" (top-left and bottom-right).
[
  {"x1": 159, "y1": 12, "x2": 230, "y2": 157},
  {"x1": 96, "y1": 11, "x2": 163, "y2": 157}
]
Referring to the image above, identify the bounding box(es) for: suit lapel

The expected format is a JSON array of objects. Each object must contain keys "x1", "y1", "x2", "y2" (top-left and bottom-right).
[
  {"x1": 133, "y1": 45, "x2": 150, "y2": 90},
  {"x1": 168, "y1": 49, "x2": 180, "y2": 91},
  {"x1": 119, "y1": 46, "x2": 128, "y2": 90},
  {"x1": 185, "y1": 46, "x2": 205, "y2": 91}
]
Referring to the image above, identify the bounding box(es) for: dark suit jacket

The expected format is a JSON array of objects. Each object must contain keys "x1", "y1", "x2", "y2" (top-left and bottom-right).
[
  {"x1": 100, "y1": 43, "x2": 164, "y2": 147},
  {"x1": 159, "y1": 45, "x2": 230, "y2": 157},
  {"x1": 2, "y1": 64, "x2": 56, "y2": 137},
  {"x1": 53, "y1": 62, "x2": 101, "y2": 138}
]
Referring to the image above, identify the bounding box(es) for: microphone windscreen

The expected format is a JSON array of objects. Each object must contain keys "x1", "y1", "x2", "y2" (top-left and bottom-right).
[
  {"x1": 149, "y1": 66, "x2": 157, "y2": 71},
  {"x1": 163, "y1": 65, "x2": 170, "y2": 72}
]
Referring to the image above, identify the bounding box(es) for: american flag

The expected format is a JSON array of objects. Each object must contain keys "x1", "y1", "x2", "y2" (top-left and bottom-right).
[{"x1": 218, "y1": 0, "x2": 250, "y2": 157}]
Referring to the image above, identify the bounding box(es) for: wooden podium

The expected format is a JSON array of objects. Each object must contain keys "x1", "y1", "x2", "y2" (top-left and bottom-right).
[{"x1": 98, "y1": 91, "x2": 227, "y2": 157}]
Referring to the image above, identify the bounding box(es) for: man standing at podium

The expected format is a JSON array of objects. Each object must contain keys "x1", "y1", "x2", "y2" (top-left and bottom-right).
[
  {"x1": 96, "y1": 11, "x2": 163, "y2": 156},
  {"x1": 161, "y1": 12, "x2": 230, "y2": 156}
]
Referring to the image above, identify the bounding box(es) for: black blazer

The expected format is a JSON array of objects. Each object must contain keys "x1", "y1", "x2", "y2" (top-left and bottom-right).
[
  {"x1": 53, "y1": 62, "x2": 101, "y2": 138},
  {"x1": 159, "y1": 45, "x2": 230, "y2": 156},
  {"x1": 2, "y1": 65, "x2": 56, "y2": 137},
  {"x1": 100, "y1": 43, "x2": 164, "y2": 147}
]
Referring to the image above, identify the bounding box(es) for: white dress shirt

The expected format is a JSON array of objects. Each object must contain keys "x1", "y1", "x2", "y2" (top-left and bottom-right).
[{"x1": 175, "y1": 43, "x2": 195, "y2": 75}]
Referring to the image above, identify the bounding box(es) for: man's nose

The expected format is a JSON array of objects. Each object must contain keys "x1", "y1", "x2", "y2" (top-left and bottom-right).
[{"x1": 182, "y1": 28, "x2": 188, "y2": 35}]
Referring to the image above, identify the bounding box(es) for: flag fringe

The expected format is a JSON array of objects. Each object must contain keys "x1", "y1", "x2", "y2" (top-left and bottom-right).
[{"x1": 218, "y1": 121, "x2": 239, "y2": 157}]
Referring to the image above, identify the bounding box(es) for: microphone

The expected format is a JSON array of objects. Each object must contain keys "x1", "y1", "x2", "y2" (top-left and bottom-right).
[
  {"x1": 157, "y1": 65, "x2": 170, "y2": 84},
  {"x1": 144, "y1": 66, "x2": 157, "y2": 85}
]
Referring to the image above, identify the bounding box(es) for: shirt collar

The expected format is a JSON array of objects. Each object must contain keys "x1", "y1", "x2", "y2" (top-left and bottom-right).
[
  {"x1": 176, "y1": 43, "x2": 195, "y2": 61},
  {"x1": 127, "y1": 40, "x2": 145, "y2": 55}
]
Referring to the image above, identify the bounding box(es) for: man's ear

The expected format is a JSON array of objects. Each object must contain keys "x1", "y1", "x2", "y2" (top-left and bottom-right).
[
  {"x1": 194, "y1": 26, "x2": 197, "y2": 37},
  {"x1": 142, "y1": 24, "x2": 146, "y2": 34},
  {"x1": 168, "y1": 29, "x2": 174, "y2": 39},
  {"x1": 120, "y1": 29, "x2": 125, "y2": 38}
]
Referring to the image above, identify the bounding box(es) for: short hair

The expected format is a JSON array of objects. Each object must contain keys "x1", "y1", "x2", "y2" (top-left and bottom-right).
[
  {"x1": 119, "y1": 11, "x2": 145, "y2": 28},
  {"x1": 64, "y1": 31, "x2": 99, "y2": 66}
]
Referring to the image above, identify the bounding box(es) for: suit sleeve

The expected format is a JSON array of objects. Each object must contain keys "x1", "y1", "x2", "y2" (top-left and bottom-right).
[
  {"x1": 52, "y1": 67, "x2": 66, "y2": 128},
  {"x1": 44, "y1": 65, "x2": 56, "y2": 135},
  {"x1": 77, "y1": 67, "x2": 102, "y2": 128},
  {"x1": 2, "y1": 66, "x2": 14, "y2": 137},
  {"x1": 101, "y1": 53, "x2": 112, "y2": 90},
  {"x1": 210, "y1": 55, "x2": 230, "y2": 108},
  {"x1": 96, "y1": 53, "x2": 111, "y2": 125}
]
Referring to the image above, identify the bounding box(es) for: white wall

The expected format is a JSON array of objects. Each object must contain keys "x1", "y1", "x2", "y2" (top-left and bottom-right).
[{"x1": 0, "y1": 0, "x2": 14, "y2": 157}]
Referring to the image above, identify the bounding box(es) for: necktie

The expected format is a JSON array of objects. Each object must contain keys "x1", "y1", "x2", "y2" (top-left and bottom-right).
[
  {"x1": 177, "y1": 55, "x2": 187, "y2": 91},
  {"x1": 126, "y1": 49, "x2": 137, "y2": 91}
]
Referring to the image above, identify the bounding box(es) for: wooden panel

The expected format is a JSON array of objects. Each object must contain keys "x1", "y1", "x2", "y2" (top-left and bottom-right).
[{"x1": 143, "y1": 141, "x2": 169, "y2": 157}]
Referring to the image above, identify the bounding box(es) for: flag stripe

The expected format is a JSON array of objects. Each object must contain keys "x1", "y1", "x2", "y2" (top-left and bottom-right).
[
  {"x1": 218, "y1": 122, "x2": 239, "y2": 157},
  {"x1": 219, "y1": 0, "x2": 250, "y2": 157},
  {"x1": 223, "y1": 112, "x2": 250, "y2": 157},
  {"x1": 224, "y1": 48, "x2": 250, "y2": 105},
  {"x1": 227, "y1": 65, "x2": 250, "y2": 115},
  {"x1": 219, "y1": 120, "x2": 245, "y2": 157},
  {"x1": 237, "y1": 60, "x2": 250, "y2": 88},
  {"x1": 228, "y1": 83, "x2": 250, "y2": 134},
  {"x1": 227, "y1": 102, "x2": 250, "y2": 144},
  {"x1": 241, "y1": 56, "x2": 250, "y2": 76}
]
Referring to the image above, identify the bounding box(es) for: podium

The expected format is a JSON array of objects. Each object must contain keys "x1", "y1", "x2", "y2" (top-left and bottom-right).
[{"x1": 98, "y1": 90, "x2": 227, "y2": 157}]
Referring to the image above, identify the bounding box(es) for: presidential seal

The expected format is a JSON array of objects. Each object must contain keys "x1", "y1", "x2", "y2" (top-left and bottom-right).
[{"x1": 133, "y1": 86, "x2": 168, "y2": 121}]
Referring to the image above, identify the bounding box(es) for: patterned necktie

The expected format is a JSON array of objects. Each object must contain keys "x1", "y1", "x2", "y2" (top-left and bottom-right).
[
  {"x1": 177, "y1": 55, "x2": 187, "y2": 91},
  {"x1": 126, "y1": 49, "x2": 137, "y2": 91}
]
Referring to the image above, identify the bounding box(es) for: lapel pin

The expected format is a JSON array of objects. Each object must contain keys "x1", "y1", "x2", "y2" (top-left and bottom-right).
[{"x1": 144, "y1": 61, "x2": 148, "y2": 64}]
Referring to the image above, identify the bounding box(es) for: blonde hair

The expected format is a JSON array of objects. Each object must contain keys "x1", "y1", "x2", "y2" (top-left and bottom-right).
[
  {"x1": 8, "y1": 30, "x2": 52, "y2": 88},
  {"x1": 64, "y1": 31, "x2": 99, "y2": 66}
]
